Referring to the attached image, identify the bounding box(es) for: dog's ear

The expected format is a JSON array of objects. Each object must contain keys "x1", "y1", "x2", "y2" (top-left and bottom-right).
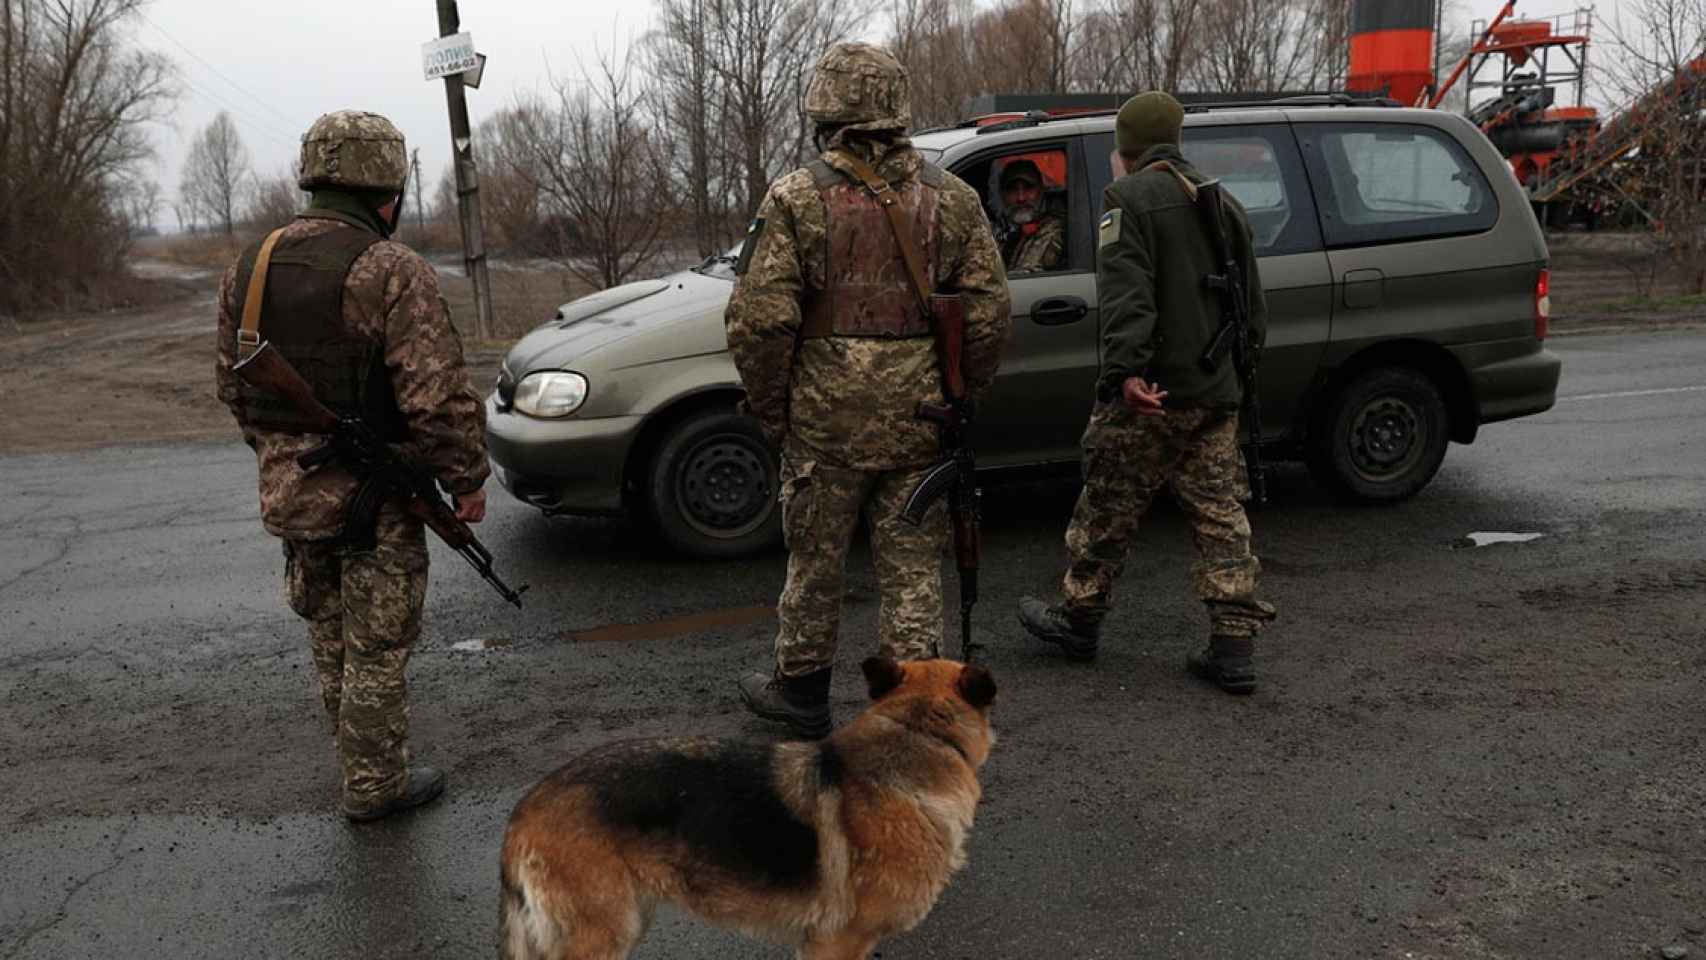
[
  {"x1": 862, "y1": 657, "x2": 906, "y2": 700},
  {"x1": 956, "y1": 663, "x2": 997, "y2": 709}
]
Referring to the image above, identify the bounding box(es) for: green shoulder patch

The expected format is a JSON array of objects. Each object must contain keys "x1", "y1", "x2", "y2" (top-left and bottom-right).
[{"x1": 1097, "y1": 208, "x2": 1122, "y2": 249}]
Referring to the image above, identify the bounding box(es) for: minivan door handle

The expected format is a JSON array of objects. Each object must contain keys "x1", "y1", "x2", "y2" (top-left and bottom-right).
[
  {"x1": 1032, "y1": 296, "x2": 1089, "y2": 325},
  {"x1": 1341, "y1": 268, "x2": 1385, "y2": 309}
]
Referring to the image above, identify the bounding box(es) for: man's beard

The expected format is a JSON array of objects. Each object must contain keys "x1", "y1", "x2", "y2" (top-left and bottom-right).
[{"x1": 1008, "y1": 202, "x2": 1038, "y2": 225}]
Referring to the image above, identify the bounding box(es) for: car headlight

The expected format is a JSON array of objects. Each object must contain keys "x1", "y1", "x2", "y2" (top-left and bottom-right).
[{"x1": 512, "y1": 371, "x2": 588, "y2": 418}]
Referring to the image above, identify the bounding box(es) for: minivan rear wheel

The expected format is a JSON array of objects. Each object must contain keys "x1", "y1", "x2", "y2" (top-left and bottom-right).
[
  {"x1": 646, "y1": 408, "x2": 781, "y2": 558},
  {"x1": 1307, "y1": 367, "x2": 1449, "y2": 503}
]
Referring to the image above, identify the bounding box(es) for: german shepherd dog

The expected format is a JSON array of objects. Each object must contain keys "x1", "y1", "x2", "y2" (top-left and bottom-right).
[{"x1": 499, "y1": 657, "x2": 997, "y2": 960}]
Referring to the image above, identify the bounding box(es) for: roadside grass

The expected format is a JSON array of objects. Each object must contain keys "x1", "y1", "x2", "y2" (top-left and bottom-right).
[
  {"x1": 1590, "y1": 292, "x2": 1706, "y2": 315},
  {"x1": 439, "y1": 267, "x2": 594, "y2": 344}
]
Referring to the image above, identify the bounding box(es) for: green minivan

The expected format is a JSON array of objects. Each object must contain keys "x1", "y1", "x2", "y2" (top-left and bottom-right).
[{"x1": 486, "y1": 100, "x2": 1561, "y2": 557}]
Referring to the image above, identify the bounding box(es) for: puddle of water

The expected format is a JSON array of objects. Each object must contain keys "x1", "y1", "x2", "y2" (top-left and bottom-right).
[
  {"x1": 562, "y1": 605, "x2": 775, "y2": 643},
  {"x1": 1465, "y1": 531, "x2": 1545, "y2": 547},
  {"x1": 450, "y1": 637, "x2": 513, "y2": 652}
]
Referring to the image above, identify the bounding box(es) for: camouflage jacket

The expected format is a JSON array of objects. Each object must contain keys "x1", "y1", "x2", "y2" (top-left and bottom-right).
[
  {"x1": 1096, "y1": 144, "x2": 1267, "y2": 407},
  {"x1": 725, "y1": 137, "x2": 1011, "y2": 471},
  {"x1": 1002, "y1": 213, "x2": 1066, "y2": 274},
  {"x1": 214, "y1": 214, "x2": 490, "y2": 540}
]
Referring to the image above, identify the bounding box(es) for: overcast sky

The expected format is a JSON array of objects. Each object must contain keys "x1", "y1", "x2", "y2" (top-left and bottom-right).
[
  {"x1": 135, "y1": 0, "x2": 1631, "y2": 230},
  {"x1": 136, "y1": 0, "x2": 663, "y2": 228}
]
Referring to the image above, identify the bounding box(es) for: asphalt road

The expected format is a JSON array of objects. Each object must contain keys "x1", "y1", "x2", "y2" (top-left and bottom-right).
[{"x1": 3, "y1": 330, "x2": 1704, "y2": 960}]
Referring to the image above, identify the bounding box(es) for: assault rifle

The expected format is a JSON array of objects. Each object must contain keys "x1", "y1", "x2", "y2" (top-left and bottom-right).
[
  {"x1": 233, "y1": 341, "x2": 528, "y2": 607},
  {"x1": 1194, "y1": 180, "x2": 1268, "y2": 505},
  {"x1": 900, "y1": 293, "x2": 981, "y2": 663}
]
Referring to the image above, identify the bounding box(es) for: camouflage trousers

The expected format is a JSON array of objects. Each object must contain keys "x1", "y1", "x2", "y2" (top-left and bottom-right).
[
  {"x1": 283, "y1": 508, "x2": 429, "y2": 810},
  {"x1": 773, "y1": 452, "x2": 947, "y2": 677},
  {"x1": 1061, "y1": 403, "x2": 1275, "y2": 638}
]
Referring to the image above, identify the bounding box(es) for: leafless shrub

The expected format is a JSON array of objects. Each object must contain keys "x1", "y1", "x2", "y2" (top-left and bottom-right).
[
  {"x1": 0, "y1": 0, "x2": 176, "y2": 314},
  {"x1": 243, "y1": 170, "x2": 302, "y2": 230},
  {"x1": 508, "y1": 47, "x2": 675, "y2": 290}
]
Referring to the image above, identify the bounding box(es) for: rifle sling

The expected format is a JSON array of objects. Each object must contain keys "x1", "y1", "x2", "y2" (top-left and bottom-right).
[{"x1": 237, "y1": 226, "x2": 289, "y2": 359}]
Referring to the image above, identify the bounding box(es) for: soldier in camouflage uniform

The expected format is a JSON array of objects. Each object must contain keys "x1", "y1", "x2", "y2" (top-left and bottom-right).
[
  {"x1": 214, "y1": 110, "x2": 490, "y2": 818},
  {"x1": 996, "y1": 159, "x2": 1066, "y2": 274},
  {"x1": 1017, "y1": 92, "x2": 1276, "y2": 694},
  {"x1": 726, "y1": 42, "x2": 1011, "y2": 737}
]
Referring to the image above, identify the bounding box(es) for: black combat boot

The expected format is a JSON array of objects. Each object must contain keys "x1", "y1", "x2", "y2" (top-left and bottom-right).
[
  {"x1": 1016, "y1": 596, "x2": 1100, "y2": 660},
  {"x1": 1187, "y1": 634, "x2": 1257, "y2": 695},
  {"x1": 343, "y1": 763, "x2": 447, "y2": 823},
  {"x1": 738, "y1": 668, "x2": 833, "y2": 739}
]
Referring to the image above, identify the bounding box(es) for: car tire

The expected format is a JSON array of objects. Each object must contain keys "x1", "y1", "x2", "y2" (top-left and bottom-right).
[
  {"x1": 646, "y1": 408, "x2": 782, "y2": 558},
  {"x1": 1306, "y1": 366, "x2": 1450, "y2": 503}
]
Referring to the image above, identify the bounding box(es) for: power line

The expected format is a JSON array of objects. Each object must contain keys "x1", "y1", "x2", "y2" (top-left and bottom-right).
[
  {"x1": 173, "y1": 75, "x2": 301, "y2": 151},
  {"x1": 139, "y1": 13, "x2": 302, "y2": 132}
]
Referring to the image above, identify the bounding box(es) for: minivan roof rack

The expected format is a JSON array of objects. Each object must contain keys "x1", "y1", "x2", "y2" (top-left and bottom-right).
[
  {"x1": 1184, "y1": 94, "x2": 1402, "y2": 112},
  {"x1": 973, "y1": 108, "x2": 1118, "y2": 135}
]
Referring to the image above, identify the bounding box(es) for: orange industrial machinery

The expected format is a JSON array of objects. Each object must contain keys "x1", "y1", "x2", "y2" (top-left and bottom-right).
[
  {"x1": 1346, "y1": 0, "x2": 1437, "y2": 106},
  {"x1": 1433, "y1": 6, "x2": 1598, "y2": 193}
]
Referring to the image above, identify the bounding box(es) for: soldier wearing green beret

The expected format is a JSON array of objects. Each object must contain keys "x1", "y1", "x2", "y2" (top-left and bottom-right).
[{"x1": 1017, "y1": 91, "x2": 1276, "y2": 693}]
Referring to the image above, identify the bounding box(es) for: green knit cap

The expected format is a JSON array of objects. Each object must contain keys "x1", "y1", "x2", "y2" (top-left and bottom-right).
[{"x1": 1115, "y1": 91, "x2": 1185, "y2": 158}]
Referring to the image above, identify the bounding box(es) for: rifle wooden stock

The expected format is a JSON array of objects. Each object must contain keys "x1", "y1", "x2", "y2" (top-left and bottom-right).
[
  {"x1": 232, "y1": 342, "x2": 340, "y2": 433},
  {"x1": 929, "y1": 293, "x2": 966, "y2": 401}
]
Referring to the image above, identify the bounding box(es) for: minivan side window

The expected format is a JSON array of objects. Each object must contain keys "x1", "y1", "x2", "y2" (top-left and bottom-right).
[
  {"x1": 1296, "y1": 122, "x2": 1497, "y2": 247},
  {"x1": 1084, "y1": 124, "x2": 1320, "y2": 258}
]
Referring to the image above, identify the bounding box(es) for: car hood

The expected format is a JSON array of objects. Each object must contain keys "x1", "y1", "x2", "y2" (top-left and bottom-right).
[{"x1": 502, "y1": 271, "x2": 732, "y2": 374}]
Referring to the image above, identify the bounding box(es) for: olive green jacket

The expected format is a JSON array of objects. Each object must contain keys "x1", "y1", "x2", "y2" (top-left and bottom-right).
[{"x1": 1096, "y1": 144, "x2": 1267, "y2": 408}]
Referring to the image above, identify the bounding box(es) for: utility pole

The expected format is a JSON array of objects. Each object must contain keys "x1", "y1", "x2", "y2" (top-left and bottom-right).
[
  {"x1": 410, "y1": 148, "x2": 426, "y2": 233},
  {"x1": 435, "y1": 0, "x2": 494, "y2": 340}
]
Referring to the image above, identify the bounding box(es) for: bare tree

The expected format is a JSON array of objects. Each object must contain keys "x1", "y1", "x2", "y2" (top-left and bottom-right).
[
  {"x1": 647, "y1": 0, "x2": 743, "y2": 256},
  {"x1": 511, "y1": 46, "x2": 674, "y2": 289},
  {"x1": 701, "y1": 0, "x2": 873, "y2": 220},
  {"x1": 243, "y1": 170, "x2": 301, "y2": 229},
  {"x1": 1600, "y1": 0, "x2": 1706, "y2": 292},
  {"x1": 179, "y1": 112, "x2": 250, "y2": 236},
  {"x1": 473, "y1": 107, "x2": 546, "y2": 254},
  {"x1": 0, "y1": 0, "x2": 176, "y2": 313},
  {"x1": 889, "y1": 0, "x2": 978, "y2": 128}
]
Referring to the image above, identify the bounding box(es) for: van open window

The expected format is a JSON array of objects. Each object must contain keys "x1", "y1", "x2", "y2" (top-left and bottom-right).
[{"x1": 956, "y1": 146, "x2": 1074, "y2": 275}]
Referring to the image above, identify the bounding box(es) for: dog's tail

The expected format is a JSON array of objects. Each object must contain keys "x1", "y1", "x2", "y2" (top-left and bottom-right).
[{"x1": 498, "y1": 853, "x2": 564, "y2": 960}]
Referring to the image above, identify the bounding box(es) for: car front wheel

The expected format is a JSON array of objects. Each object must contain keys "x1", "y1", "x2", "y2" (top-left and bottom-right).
[
  {"x1": 1307, "y1": 366, "x2": 1450, "y2": 503},
  {"x1": 646, "y1": 408, "x2": 781, "y2": 558}
]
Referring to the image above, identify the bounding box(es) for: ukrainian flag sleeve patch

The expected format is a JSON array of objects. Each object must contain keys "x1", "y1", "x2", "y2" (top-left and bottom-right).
[{"x1": 1098, "y1": 209, "x2": 1121, "y2": 249}]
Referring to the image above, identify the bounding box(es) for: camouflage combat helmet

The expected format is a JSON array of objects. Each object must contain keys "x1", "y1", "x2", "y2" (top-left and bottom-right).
[
  {"x1": 804, "y1": 42, "x2": 911, "y2": 133},
  {"x1": 298, "y1": 110, "x2": 408, "y2": 193}
]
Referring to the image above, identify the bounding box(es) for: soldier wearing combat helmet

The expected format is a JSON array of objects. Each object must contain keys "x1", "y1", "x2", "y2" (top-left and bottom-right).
[
  {"x1": 726, "y1": 42, "x2": 1011, "y2": 737},
  {"x1": 1017, "y1": 91, "x2": 1276, "y2": 693},
  {"x1": 214, "y1": 110, "x2": 490, "y2": 819}
]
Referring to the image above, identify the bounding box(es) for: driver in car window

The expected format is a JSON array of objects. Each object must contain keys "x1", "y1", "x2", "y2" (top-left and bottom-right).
[{"x1": 996, "y1": 159, "x2": 1065, "y2": 274}]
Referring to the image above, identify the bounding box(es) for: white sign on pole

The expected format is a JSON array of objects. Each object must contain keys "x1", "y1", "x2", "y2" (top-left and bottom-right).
[
  {"x1": 422, "y1": 33, "x2": 478, "y2": 82},
  {"x1": 463, "y1": 53, "x2": 488, "y2": 90}
]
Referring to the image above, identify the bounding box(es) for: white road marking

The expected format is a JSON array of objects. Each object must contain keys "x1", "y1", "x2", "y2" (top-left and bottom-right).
[
  {"x1": 1466, "y1": 532, "x2": 1545, "y2": 547},
  {"x1": 1557, "y1": 385, "x2": 1706, "y2": 403}
]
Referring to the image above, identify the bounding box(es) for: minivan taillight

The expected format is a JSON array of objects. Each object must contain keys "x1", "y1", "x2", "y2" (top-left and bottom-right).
[{"x1": 1535, "y1": 268, "x2": 1551, "y2": 340}]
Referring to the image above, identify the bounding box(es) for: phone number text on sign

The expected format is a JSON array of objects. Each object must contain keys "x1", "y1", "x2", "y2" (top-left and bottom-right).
[{"x1": 422, "y1": 33, "x2": 478, "y2": 81}]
